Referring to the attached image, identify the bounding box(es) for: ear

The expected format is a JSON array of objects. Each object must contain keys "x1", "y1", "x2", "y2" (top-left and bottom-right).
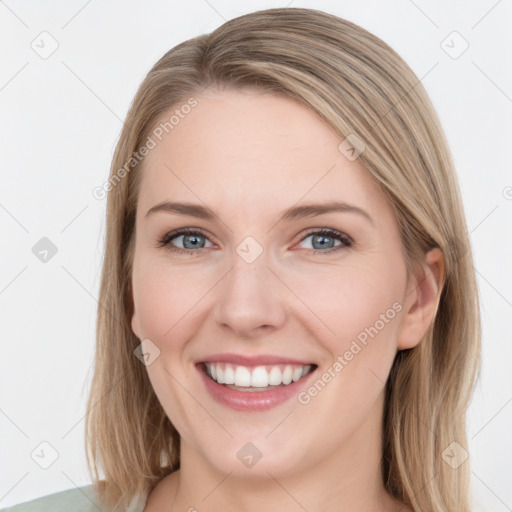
[
  {"x1": 397, "y1": 247, "x2": 445, "y2": 350},
  {"x1": 130, "y1": 284, "x2": 141, "y2": 340}
]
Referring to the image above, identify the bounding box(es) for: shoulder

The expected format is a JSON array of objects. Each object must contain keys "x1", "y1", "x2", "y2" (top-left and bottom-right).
[
  {"x1": 0, "y1": 485, "x2": 99, "y2": 512},
  {"x1": 0, "y1": 484, "x2": 148, "y2": 512},
  {"x1": 144, "y1": 472, "x2": 180, "y2": 512}
]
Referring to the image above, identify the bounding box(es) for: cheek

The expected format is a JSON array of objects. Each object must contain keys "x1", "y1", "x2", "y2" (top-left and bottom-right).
[
  {"x1": 132, "y1": 261, "x2": 208, "y2": 437},
  {"x1": 293, "y1": 261, "x2": 403, "y2": 355},
  {"x1": 289, "y1": 268, "x2": 403, "y2": 446},
  {"x1": 132, "y1": 259, "x2": 212, "y2": 341}
]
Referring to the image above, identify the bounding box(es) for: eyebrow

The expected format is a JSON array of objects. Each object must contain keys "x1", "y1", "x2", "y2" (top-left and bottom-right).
[{"x1": 145, "y1": 200, "x2": 374, "y2": 226}]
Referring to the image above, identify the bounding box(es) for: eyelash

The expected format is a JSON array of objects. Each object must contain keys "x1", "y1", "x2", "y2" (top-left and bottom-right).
[{"x1": 156, "y1": 227, "x2": 353, "y2": 256}]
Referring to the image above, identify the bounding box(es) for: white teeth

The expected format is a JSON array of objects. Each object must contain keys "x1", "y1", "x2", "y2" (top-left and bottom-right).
[
  {"x1": 268, "y1": 366, "x2": 282, "y2": 386},
  {"x1": 204, "y1": 362, "x2": 314, "y2": 388},
  {"x1": 292, "y1": 367, "x2": 303, "y2": 382},
  {"x1": 234, "y1": 366, "x2": 251, "y2": 387},
  {"x1": 251, "y1": 366, "x2": 269, "y2": 387},
  {"x1": 301, "y1": 365, "x2": 312, "y2": 377},
  {"x1": 224, "y1": 365, "x2": 235, "y2": 385},
  {"x1": 282, "y1": 365, "x2": 293, "y2": 385}
]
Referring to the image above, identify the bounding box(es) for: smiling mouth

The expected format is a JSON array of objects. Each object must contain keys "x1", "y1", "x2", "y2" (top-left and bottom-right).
[{"x1": 199, "y1": 362, "x2": 317, "y2": 392}]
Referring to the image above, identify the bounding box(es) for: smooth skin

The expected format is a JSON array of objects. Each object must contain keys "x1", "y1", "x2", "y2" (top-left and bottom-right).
[{"x1": 131, "y1": 87, "x2": 444, "y2": 512}]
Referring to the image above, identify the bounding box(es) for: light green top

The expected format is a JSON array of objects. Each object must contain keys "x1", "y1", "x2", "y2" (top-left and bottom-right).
[{"x1": 0, "y1": 484, "x2": 148, "y2": 512}]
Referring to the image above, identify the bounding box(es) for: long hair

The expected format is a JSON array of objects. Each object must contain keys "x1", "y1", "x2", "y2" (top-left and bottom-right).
[{"x1": 85, "y1": 7, "x2": 481, "y2": 511}]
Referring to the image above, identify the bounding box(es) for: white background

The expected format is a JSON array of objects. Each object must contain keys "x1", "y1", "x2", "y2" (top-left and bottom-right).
[{"x1": 1, "y1": 0, "x2": 511, "y2": 509}]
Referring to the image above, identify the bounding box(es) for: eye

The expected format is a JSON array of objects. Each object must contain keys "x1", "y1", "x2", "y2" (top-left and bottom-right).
[
  {"x1": 157, "y1": 228, "x2": 213, "y2": 255},
  {"x1": 296, "y1": 229, "x2": 352, "y2": 253},
  {"x1": 157, "y1": 227, "x2": 353, "y2": 256}
]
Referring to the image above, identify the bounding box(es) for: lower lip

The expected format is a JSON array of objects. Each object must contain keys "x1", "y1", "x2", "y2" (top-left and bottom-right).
[{"x1": 197, "y1": 365, "x2": 316, "y2": 411}]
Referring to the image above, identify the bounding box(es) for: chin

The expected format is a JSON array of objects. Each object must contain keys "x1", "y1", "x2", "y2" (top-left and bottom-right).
[{"x1": 196, "y1": 436, "x2": 309, "y2": 479}]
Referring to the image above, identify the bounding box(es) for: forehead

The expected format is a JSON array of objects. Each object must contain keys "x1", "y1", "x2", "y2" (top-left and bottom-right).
[{"x1": 137, "y1": 88, "x2": 389, "y2": 222}]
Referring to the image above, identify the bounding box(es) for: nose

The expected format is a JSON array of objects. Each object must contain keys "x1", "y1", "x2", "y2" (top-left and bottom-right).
[{"x1": 213, "y1": 252, "x2": 287, "y2": 339}]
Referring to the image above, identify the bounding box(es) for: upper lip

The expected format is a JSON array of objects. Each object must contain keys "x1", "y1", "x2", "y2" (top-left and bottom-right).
[{"x1": 197, "y1": 353, "x2": 316, "y2": 367}]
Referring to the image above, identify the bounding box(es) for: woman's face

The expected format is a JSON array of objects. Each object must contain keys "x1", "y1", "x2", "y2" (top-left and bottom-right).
[{"x1": 130, "y1": 88, "x2": 423, "y2": 479}]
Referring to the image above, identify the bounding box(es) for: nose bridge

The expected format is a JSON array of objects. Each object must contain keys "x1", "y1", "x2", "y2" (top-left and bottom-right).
[{"x1": 213, "y1": 237, "x2": 286, "y2": 335}]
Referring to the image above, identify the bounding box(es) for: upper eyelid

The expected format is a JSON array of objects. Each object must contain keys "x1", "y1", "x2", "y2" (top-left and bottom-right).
[{"x1": 165, "y1": 228, "x2": 215, "y2": 243}]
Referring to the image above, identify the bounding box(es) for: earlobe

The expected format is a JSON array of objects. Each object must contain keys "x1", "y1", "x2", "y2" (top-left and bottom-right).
[
  {"x1": 396, "y1": 247, "x2": 445, "y2": 351},
  {"x1": 131, "y1": 312, "x2": 140, "y2": 339},
  {"x1": 131, "y1": 322, "x2": 140, "y2": 340},
  {"x1": 130, "y1": 287, "x2": 140, "y2": 339}
]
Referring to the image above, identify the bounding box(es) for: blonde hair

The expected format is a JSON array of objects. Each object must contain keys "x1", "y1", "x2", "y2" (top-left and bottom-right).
[{"x1": 85, "y1": 7, "x2": 481, "y2": 511}]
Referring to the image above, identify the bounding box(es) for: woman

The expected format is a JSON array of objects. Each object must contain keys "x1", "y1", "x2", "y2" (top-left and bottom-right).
[{"x1": 2, "y1": 6, "x2": 481, "y2": 512}]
